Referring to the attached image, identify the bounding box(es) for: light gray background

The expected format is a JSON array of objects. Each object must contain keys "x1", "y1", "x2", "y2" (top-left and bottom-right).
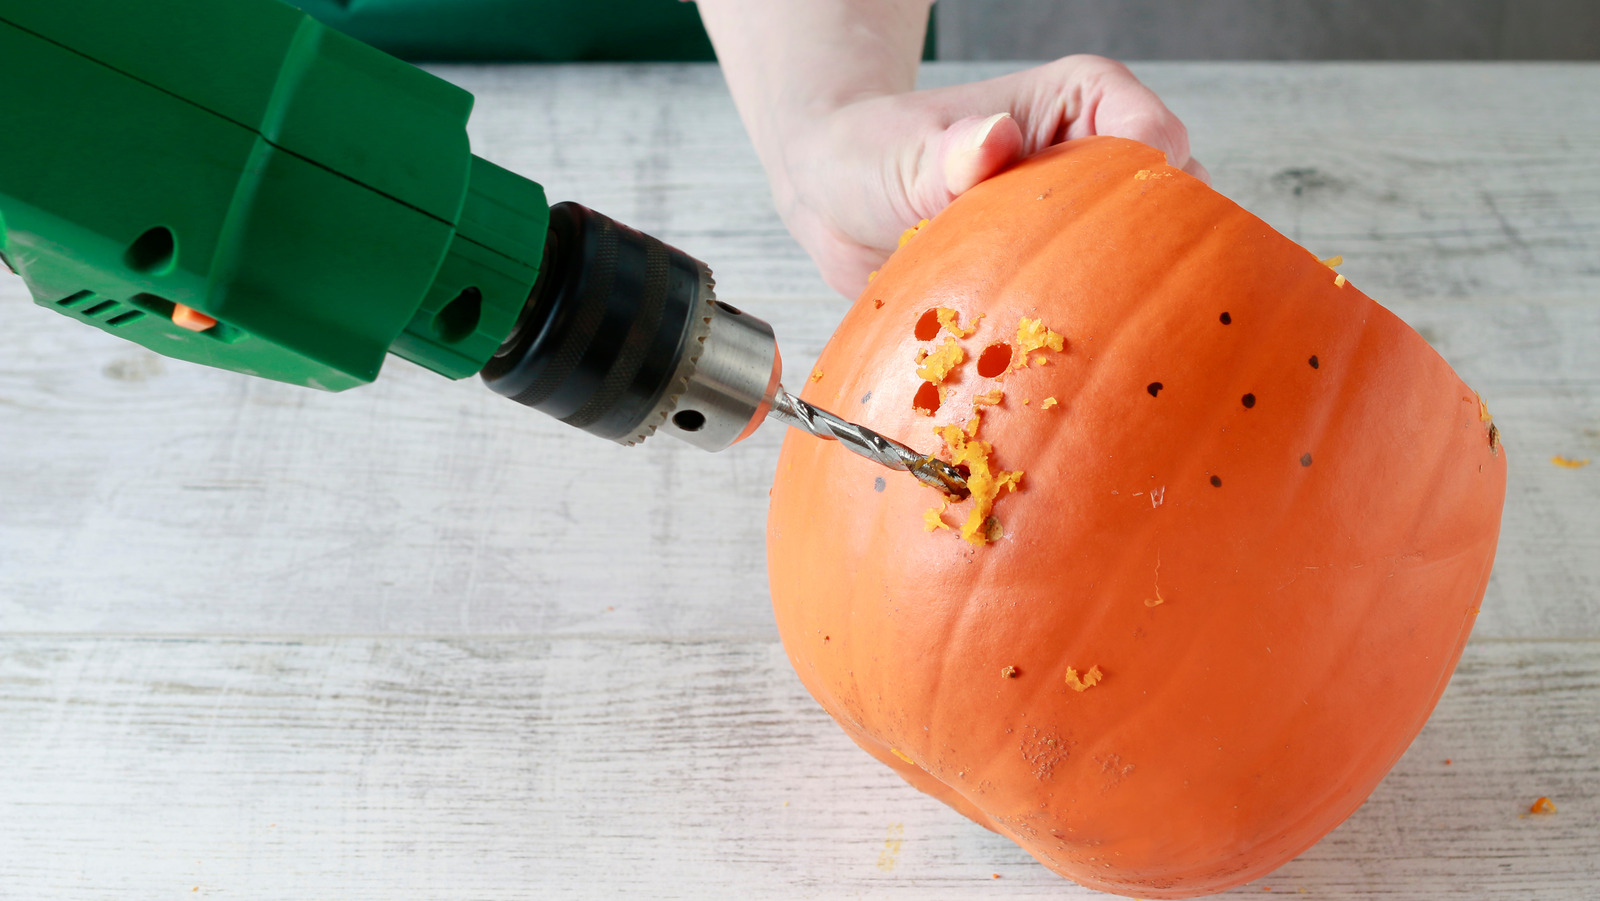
[{"x1": 937, "y1": 0, "x2": 1600, "y2": 60}]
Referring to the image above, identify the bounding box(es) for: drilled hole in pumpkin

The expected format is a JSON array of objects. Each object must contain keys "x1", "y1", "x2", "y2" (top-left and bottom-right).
[
  {"x1": 1210, "y1": 474, "x2": 1223, "y2": 487},
  {"x1": 912, "y1": 381, "x2": 942, "y2": 415},
  {"x1": 1219, "y1": 311, "x2": 1233, "y2": 325},
  {"x1": 954, "y1": 463, "x2": 972, "y2": 480},
  {"x1": 914, "y1": 309, "x2": 941, "y2": 341},
  {"x1": 1147, "y1": 382, "x2": 1164, "y2": 397},
  {"x1": 1242, "y1": 393, "x2": 1257, "y2": 409},
  {"x1": 1309, "y1": 355, "x2": 1320, "y2": 369},
  {"x1": 976, "y1": 343, "x2": 1013, "y2": 377}
]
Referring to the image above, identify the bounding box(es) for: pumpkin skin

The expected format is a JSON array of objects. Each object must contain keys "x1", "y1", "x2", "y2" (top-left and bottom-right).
[{"x1": 766, "y1": 137, "x2": 1506, "y2": 898}]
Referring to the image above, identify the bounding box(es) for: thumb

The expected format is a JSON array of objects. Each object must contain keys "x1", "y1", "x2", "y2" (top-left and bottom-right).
[{"x1": 938, "y1": 112, "x2": 1025, "y2": 199}]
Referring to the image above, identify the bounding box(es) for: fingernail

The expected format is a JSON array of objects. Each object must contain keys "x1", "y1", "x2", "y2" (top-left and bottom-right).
[{"x1": 964, "y1": 112, "x2": 1012, "y2": 153}]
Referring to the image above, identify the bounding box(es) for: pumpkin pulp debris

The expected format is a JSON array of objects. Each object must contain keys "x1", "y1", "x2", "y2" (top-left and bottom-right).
[
  {"x1": 1014, "y1": 316, "x2": 1066, "y2": 369},
  {"x1": 917, "y1": 337, "x2": 964, "y2": 383},
  {"x1": 1064, "y1": 665, "x2": 1104, "y2": 692},
  {"x1": 933, "y1": 411, "x2": 1023, "y2": 547},
  {"x1": 936, "y1": 306, "x2": 980, "y2": 338}
]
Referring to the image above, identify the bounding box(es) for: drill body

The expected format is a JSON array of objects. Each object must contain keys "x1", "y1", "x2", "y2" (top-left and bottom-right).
[
  {"x1": 0, "y1": 0, "x2": 547, "y2": 391},
  {"x1": 0, "y1": 0, "x2": 964, "y2": 492}
]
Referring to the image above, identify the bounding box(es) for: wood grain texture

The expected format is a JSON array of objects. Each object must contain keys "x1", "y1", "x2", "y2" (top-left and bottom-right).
[
  {"x1": 1, "y1": 63, "x2": 1597, "y2": 898},
  {"x1": 0, "y1": 637, "x2": 1593, "y2": 899},
  {"x1": 441, "y1": 62, "x2": 1600, "y2": 302},
  {"x1": 2, "y1": 288, "x2": 1596, "y2": 638}
]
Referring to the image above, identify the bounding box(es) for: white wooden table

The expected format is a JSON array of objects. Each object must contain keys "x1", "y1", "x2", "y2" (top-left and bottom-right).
[{"x1": 2, "y1": 62, "x2": 1597, "y2": 899}]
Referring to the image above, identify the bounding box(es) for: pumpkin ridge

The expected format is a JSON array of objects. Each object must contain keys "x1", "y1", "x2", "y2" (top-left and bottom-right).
[
  {"x1": 915, "y1": 205, "x2": 1267, "y2": 849},
  {"x1": 999, "y1": 153, "x2": 1377, "y2": 871},
  {"x1": 909, "y1": 164, "x2": 1279, "y2": 809}
]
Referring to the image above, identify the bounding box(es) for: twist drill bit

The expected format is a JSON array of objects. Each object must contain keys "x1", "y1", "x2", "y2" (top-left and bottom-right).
[{"x1": 768, "y1": 386, "x2": 970, "y2": 498}]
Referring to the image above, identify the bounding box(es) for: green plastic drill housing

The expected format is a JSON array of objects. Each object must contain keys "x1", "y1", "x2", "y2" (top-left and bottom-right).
[{"x1": 0, "y1": 0, "x2": 548, "y2": 390}]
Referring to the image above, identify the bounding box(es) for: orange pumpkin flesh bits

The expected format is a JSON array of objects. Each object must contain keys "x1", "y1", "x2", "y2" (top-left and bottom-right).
[
  {"x1": 898, "y1": 218, "x2": 930, "y2": 249},
  {"x1": 1013, "y1": 316, "x2": 1065, "y2": 370},
  {"x1": 766, "y1": 138, "x2": 1507, "y2": 898},
  {"x1": 935, "y1": 412, "x2": 1022, "y2": 547},
  {"x1": 974, "y1": 388, "x2": 1004, "y2": 406},
  {"x1": 916, "y1": 337, "x2": 964, "y2": 383},
  {"x1": 935, "y1": 307, "x2": 980, "y2": 338},
  {"x1": 1529, "y1": 796, "x2": 1557, "y2": 815},
  {"x1": 1064, "y1": 665, "x2": 1104, "y2": 692},
  {"x1": 1040, "y1": 397, "x2": 1058, "y2": 410},
  {"x1": 923, "y1": 503, "x2": 952, "y2": 532},
  {"x1": 1551, "y1": 455, "x2": 1591, "y2": 468}
]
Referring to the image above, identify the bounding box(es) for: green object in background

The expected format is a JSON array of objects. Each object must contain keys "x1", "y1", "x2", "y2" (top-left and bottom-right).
[
  {"x1": 286, "y1": 0, "x2": 935, "y2": 63},
  {"x1": 292, "y1": 0, "x2": 717, "y2": 62},
  {"x1": 0, "y1": 0, "x2": 549, "y2": 390}
]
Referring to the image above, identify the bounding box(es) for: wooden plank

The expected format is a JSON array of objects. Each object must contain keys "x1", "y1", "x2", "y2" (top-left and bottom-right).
[
  {"x1": 0, "y1": 636, "x2": 1593, "y2": 899},
  {"x1": 441, "y1": 62, "x2": 1600, "y2": 301},
  {"x1": 3, "y1": 285, "x2": 1598, "y2": 638}
]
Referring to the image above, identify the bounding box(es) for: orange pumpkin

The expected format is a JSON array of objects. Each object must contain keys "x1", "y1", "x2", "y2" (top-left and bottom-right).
[{"x1": 767, "y1": 137, "x2": 1506, "y2": 898}]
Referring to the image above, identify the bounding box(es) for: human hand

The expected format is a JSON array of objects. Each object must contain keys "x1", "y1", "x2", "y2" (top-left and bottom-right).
[
  {"x1": 697, "y1": 1, "x2": 1204, "y2": 297},
  {"x1": 769, "y1": 56, "x2": 1208, "y2": 296}
]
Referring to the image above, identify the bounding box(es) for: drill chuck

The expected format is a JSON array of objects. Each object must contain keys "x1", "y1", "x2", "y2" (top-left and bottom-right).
[{"x1": 481, "y1": 202, "x2": 780, "y2": 450}]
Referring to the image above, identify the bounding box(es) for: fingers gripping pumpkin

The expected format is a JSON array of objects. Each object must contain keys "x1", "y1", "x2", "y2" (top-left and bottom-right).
[{"x1": 766, "y1": 137, "x2": 1506, "y2": 898}]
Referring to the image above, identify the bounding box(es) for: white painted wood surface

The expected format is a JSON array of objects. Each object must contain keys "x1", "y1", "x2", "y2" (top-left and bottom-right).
[
  {"x1": 1, "y1": 63, "x2": 1597, "y2": 898},
  {"x1": 0, "y1": 637, "x2": 1594, "y2": 900}
]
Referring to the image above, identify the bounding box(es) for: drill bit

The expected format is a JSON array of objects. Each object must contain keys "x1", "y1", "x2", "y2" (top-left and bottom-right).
[{"x1": 768, "y1": 386, "x2": 970, "y2": 498}]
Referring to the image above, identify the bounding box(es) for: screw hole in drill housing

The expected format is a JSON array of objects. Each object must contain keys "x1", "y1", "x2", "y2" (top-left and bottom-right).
[
  {"x1": 125, "y1": 226, "x2": 177, "y2": 275},
  {"x1": 434, "y1": 286, "x2": 483, "y2": 343}
]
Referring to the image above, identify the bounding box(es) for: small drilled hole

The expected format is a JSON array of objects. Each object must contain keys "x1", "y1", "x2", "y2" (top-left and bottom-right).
[
  {"x1": 1300, "y1": 453, "x2": 1313, "y2": 467},
  {"x1": 1147, "y1": 382, "x2": 1163, "y2": 397},
  {"x1": 976, "y1": 343, "x2": 1012, "y2": 378},
  {"x1": 125, "y1": 226, "x2": 177, "y2": 274},
  {"x1": 714, "y1": 300, "x2": 743, "y2": 316},
  {"x1": 1309, "y1": 355, "x2": 1320, "y2": 369},
  {"x1": 1219, "y1": 311, "x2": 1232, "y2": 325},
  {"x1": 914, "y1": 309, "x2": 941, "y2": 341},
  {"x1": 673, "y1": 410, "x2": 706, "y2": 432},
  {"x1": 1242, "y1": 393, "x2": 1256, "y2": 409},
  {"x1": 433, "y1": 287, "x2": 482, "y2": 343},
  {"x1": 1210, "y1": 474, "x2": 1223, "y2": 487},
  {"x1": 913, "y1": 381, "x2": 942, "y2": 415}
]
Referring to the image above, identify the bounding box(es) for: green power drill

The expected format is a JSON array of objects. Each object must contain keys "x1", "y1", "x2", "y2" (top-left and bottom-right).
[{"x1": 0, "y1": 0, "x2": 967, "y2": 495}]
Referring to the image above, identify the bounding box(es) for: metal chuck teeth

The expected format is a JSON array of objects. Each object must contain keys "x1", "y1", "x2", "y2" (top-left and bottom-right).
[{"x1": 620, "y1": 263, "x2": 718, "y2": 447}]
